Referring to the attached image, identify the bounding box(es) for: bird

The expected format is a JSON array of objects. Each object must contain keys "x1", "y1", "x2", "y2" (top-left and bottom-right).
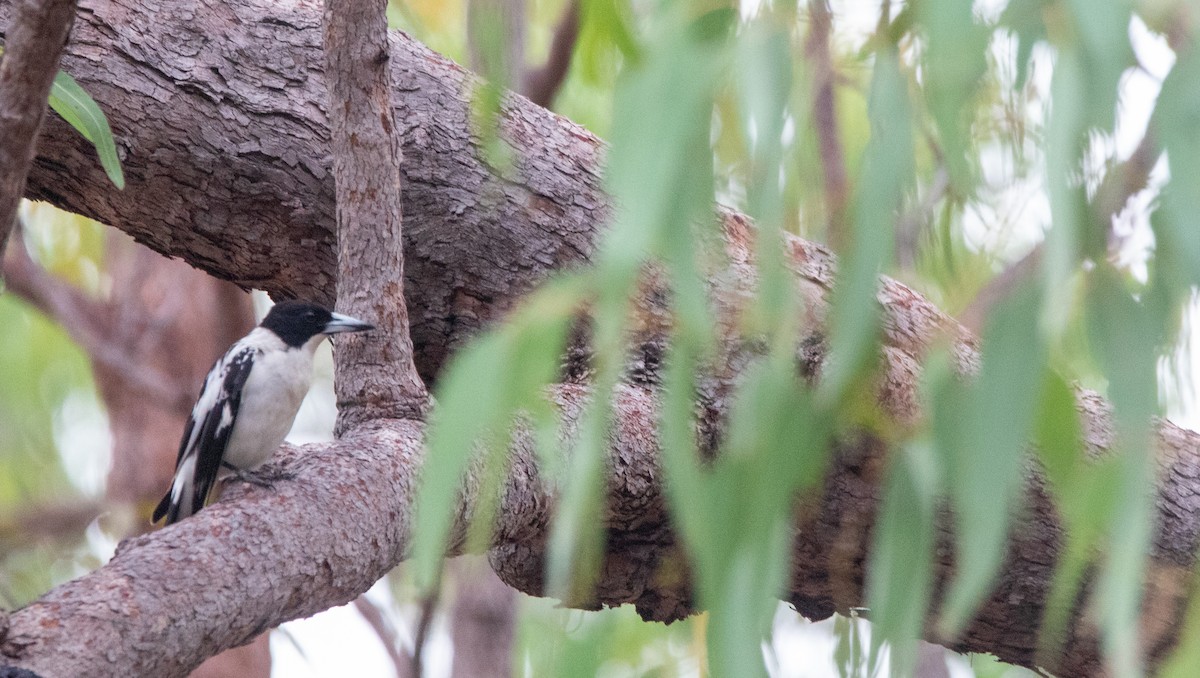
[{"x1": 152, "y1": 300, "x2": 374, "y2": 525}]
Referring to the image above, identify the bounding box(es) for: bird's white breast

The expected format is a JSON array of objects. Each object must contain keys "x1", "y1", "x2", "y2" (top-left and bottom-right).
[{"x1": 221, "y1": 329, "x2": 321, "y2": 470}]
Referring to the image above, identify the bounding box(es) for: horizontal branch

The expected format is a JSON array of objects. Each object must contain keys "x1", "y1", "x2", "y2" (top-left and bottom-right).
[
  {"x1": 3, "y1": 372, "x2": 1199, "y2": 678},
  {"x1": 1, "y1": 1, "x2": 1199, "y2": 676},
  {"x1": 2, "y1": 0, "x2": 607, "y2": 385}
]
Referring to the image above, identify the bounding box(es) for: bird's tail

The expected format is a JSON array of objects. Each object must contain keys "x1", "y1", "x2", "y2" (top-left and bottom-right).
[
  {"x1": 151, "y1": 482, "x2": 195, "y2": 525},
  {"x1": 151, "y1": 456, "x2": 204, "y2": 525}
]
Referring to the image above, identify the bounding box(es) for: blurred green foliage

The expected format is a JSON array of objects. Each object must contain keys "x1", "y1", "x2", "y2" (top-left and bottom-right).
[
  {"x1": 515, "y1": 597, "x2": 700, "y2": 677},
  {"x1": 407, "y1": 0, "x2": 1200, "y2": 676},
  {"x1": 0, "y1": 205, "x2": 107, "y2": 606}
]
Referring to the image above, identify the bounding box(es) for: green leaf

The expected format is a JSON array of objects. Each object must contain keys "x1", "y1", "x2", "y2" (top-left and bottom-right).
[
  {"x1": 600, "y1": 7, "x2": 728, "y2": 269},
  {"x1": 544, "y1": 5, "x2": 734, "y2": 603},
  {"x1": 1061, "y1": 0, "x2": 1133, "y2": 131},
  {"x1": 1151, "y1": 44, "x2": 1200, "y2": 292},
  {"x1": 544, "y1": 394, "x2": 613, "y2": 603},
  {"x1": 1000, "y1": 0, "x2": 1048, "y2": 90},
  {"x1": 1084, "y1": 266, "x2": 1162, "y2": 678},
  {"x1": 1041, "y1": 48, "x2": 1086, "y2": 338},
  {"x1": 663, "y1": 345, "x2": 826, "y2": 678},
  {"x1": 821, "y1": 48, "x2": 913, "y2": 404},
  {"x1": 409, "y1": 332, "x2": 507, "y2": 590},
  {"x1": 410, "y1": 280, "x2": 580, "y2": 591},
  {"x1": 578, "y1": 0, "x2": 641, "y2": 81},
  {"x1": 937, "y1": 283, "x2": 1044, "y2": 636},
  {"x1": 0, "y1": 45, "x2": 125, "y2": 190},
  {"x1": 733, "y1": 18, "x2": 794, "y2": 337},
  {"x1": 919, "y1": 0, "x2": 988, "y2": 190},
  {"x1": 866, "y1": 440, "x2": 938, "y2": 678},
  {"x1": 48, "y1": 70, "x2": 125, "y2": 189}
]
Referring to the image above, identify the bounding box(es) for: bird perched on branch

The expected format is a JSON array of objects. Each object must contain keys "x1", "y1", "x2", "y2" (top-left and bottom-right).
[{"x1": 153, "y1": 300, "x2": 374, "y2": 525}]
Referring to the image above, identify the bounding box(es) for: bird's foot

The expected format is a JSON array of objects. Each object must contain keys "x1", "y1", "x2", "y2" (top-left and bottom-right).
[{"x1": 230, "y1": 466, "x2": 296, "y2": 488}]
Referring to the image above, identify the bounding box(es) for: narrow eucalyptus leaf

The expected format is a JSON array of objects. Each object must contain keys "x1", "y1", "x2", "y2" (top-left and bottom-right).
[
  {"x1": 939, "y1": 284, "x2": 1044, "y2": 636},
  {"x1": 48, "y1": 70, "x2": 125, "y2": 189}
]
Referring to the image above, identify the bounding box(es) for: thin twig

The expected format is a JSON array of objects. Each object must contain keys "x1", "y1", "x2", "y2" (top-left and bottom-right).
[
  {"x1": 410, "y1": 591, "x2": 439, "y2": 678},
  {"x1": 806, "y1": 0, "x2": 849, "y2": 249},
  {"x1": 522, "y1": 0, "x2": 580, "y2": 108},
  {"x1": 0, "y1": 499, "x2": 105, "y2": 544},
  {"x1": 353, "y1": 595, "x2": 413, "y2": 678},
  {"x1": 960, "y1": 127, "x2": 1159, "y2": 332},
  {"x1": 959, "y1": 245, "x2": 1042, "y2": 335},
  {"x1": 1095, "y1": 129, "x2": 1159, "y2": 254},
  {"x1": 895, "y1": 167, "x2": 950, "y2": 270}
]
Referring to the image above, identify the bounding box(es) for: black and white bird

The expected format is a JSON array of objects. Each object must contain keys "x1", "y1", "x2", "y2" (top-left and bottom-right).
[{"x1": 153, "y1": 300, "x2": 374, "y2": 525}]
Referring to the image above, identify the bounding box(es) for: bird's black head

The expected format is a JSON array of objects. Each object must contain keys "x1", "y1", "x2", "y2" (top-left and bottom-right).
[{"x1": 260, "y1": 300, "x2": 375, "y2": 348}]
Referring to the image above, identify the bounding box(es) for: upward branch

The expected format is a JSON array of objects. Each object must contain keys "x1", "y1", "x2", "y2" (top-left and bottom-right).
[
  {"x1": 0, "y1": 0, "x2": 77, "y2": 260},
  {"x1": 322, "y1": 0, "x2": 428, "y2": 429}
]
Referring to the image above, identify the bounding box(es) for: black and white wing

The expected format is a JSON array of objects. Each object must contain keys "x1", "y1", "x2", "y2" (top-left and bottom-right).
[{"x1": 152, "y1": 345, "x2": 256, "y2": 525}]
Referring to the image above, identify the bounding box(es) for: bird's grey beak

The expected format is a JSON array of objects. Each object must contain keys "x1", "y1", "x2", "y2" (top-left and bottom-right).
[{"x1": 323, "y1": 312, "x2": 375, "y2": 334}]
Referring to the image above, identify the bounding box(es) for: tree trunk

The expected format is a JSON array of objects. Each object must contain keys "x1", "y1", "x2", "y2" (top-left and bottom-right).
[{"x1": 1, "y1": 1, "x2": 1199, "y2": 677}]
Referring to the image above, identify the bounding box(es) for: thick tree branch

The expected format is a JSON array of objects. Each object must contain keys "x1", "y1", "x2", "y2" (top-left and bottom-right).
[
  {"x1": 322, "y1": 0, "x2": 427, "y2": 429},
  {"x1": 0, "y1": 0, "x2": 77, "y2": 258},
  {"x1": 0, "y1": 385, "x2": 662, "y2": 678},
  {"x1": 0, "y1": 1, "x2": 1198, "y2": 675},
  {"x1": 1, "y1": 0, "x2": 605, "y2": 385},
  {"x1": 4, "y1": 360, "x2": 1200, "y2": 678}
]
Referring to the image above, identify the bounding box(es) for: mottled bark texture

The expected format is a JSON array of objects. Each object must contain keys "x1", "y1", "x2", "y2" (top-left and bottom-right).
[
  {"x1": 322, "y1": 0, "x2": 427, "y2": 430},
  {"x1": 0, "y1": 0, "x2": 76, "y2": 258},
  {"x1": 0, "y1": 1, "x2": 1198, "y2": 676}
]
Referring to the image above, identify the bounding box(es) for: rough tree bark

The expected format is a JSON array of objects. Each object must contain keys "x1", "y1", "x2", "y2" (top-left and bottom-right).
[
  {"x1": 321, "y1": 0, "x2": 427, "y2": 427},
  {"x1": 0, "y1": 0, "x2": 77, "y2": 256},
  {"x1": 0, "y1": 1, "x2": 1198, "y2": 677}
]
